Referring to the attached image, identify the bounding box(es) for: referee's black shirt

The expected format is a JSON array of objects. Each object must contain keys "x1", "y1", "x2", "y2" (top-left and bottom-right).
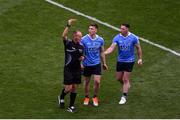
[{"x1": 63, "y1": 38, "x2": 84, "y2": 69}]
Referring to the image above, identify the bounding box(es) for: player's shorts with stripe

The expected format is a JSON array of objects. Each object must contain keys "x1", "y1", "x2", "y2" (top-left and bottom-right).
[
  {"x1": 63, "y1": 67, "x2": 81, "y2": 85},
  {"x1": 83, "y1": 64, "x2": 101, "y2": 77},
  {"x1": 116, "y1": 62, "x2": 135, "y2": 72}
]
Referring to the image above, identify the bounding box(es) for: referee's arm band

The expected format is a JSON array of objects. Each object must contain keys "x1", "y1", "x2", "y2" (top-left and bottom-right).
[{"x1": 66, "y1": 23, "x2": 71, "y2": 28}]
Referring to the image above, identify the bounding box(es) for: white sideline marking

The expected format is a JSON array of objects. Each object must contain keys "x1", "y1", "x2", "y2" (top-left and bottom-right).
[{"x1": 45, "y1": 0, "x2": 180, "y2": 57}]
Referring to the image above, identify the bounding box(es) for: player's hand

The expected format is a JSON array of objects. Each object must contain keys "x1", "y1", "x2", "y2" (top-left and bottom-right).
[
  {"x1": 67, "y1": 19, "x2": 77, "y2": 26},
  {"x1": 102, "y1": 64, "x2": 108, "y2": 70},
  {"x1": 137, "y1": 59, "x2": 143, "y2": 66},
  {"x1": 104, "y1": 51, "x2": 108, "y2": 55},
  {"x1": 79, "y1": 56, "x2": 84, "y2": 61}
]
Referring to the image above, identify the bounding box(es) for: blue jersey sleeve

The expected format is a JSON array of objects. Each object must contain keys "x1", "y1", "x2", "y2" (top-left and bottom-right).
[
  {"x1": 101, "y1": 38, "x2": 104, "y2": 46},
  {"x1": 113, "y1": 35, "x2": 118, "y2": 44},
  {"x1": 80, "y1": 39, "x2": 85, "y2": 46},
  {"x1": 133, "y1": 35, "x2": 139, "y2": 45}
]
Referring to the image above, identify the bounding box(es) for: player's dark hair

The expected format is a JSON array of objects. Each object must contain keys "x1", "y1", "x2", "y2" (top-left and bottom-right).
[
  {"x1": 89, "y1": 23, "x2": 98, "y2": 29},
  {"x1": 121, "y1": 23, "x2": 130, "y2": 28}
]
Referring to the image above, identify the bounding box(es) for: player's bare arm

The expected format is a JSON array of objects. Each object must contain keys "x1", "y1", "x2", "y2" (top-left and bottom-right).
[
  {"x1": 100, "y1": 46, "x2": 108, "y2": 70},
  {"x1": 62, "y1": 19, "x2": 77, "y2": 40},
  {"x1": 80, "y1": 62, "x2": 84, "y2": 71},
  {"x1": 135, "y1": 44, "x2": 143, "y2": 65},
  {"x1": 104, "y1": 43, "x2": 117, "y2": 55},
  {"x1": 79, "y1": 56, "x2": 85, "y2": 70}
]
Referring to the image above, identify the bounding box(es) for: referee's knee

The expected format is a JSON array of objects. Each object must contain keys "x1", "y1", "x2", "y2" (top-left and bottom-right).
[
  {"x1": 64, "y1": 86, "x2": 72, "y2": 92},
  {"x1": 71, "y1": 85, "x2": 77, "y2": 92}
]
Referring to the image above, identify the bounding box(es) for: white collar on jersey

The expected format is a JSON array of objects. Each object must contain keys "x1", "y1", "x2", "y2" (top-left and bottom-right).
[
  {"x1": 87, "y1": 34, "x2": 98, "y2": 40},
  {"x1": 119, "y1": 32, "x2": 131, "y2": 38}
]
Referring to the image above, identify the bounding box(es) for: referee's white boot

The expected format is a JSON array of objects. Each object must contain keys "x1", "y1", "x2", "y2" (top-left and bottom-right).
[
  {"x1": 67, "y1": 106, "x2": 75, "y2": 113},
  {"x1": 119, "y1": 96, "x2": 126, "y2": 104}
]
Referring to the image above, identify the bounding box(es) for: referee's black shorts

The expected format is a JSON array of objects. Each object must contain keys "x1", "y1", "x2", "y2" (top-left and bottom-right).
[
  {"x1": 116, "y1": 62, "x2": 135, "y2": 72},
  {"x1": 63, "y1": 67, "x2": 81, "y2": 85},
  {"x1": 83, "y1": 64, "x2": 101, "y2": 77}
]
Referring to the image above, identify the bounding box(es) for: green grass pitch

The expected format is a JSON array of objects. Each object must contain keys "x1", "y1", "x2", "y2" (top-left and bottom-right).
[{"x1": 0, "y1": 0, "x2": 179, "y2": 118}]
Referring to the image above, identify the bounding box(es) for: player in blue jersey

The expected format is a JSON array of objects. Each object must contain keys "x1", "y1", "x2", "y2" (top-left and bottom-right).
[
  {"x1": 104, "y1": 23, "x2": 142, "y2": 104},
  {"x1": 81, "y1": 23, "x2": 108, "y2": 106}
]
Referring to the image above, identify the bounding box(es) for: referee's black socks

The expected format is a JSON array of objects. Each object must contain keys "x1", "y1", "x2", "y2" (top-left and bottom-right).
[
  {"x1": 70, "y1": 92, "x2": 77, "y2": 107},
  {"x1": 60, "y1": 88, "x2": 67, "y2": 99}
]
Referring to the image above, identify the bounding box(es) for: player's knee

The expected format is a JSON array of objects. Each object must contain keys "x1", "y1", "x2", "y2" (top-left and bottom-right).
[
  {"x1": 85, "y1": 80, "x2": 90, "y2": 85},
  {"x1": 123, "y1": 79, "x2": 129, "y2": 84},
  {"x1": 94, "y1": 79, "x2": 100, "y2": 84}
]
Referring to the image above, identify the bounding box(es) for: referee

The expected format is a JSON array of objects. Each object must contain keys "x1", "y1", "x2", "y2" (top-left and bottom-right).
[{"x1": 58, "y1": 19, "x2": 84, "y2": 113}]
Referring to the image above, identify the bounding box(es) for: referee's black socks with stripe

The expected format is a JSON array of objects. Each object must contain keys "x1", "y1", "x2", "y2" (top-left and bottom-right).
[{"x1": 70, "y1": 92, "x2": 77, "y2": 107}]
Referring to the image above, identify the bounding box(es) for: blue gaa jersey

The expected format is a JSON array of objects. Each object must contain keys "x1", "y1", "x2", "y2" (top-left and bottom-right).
[
  {"x1": 113, "y1": 32, "x2": 139, "y2": 62},
  {"x1": 81, "y1": 34, "x2": 104, "y2": 66}
]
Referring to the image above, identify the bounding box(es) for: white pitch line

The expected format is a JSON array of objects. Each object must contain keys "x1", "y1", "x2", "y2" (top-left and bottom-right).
[{"x1": 45, "y1": 0, "x2": 180, "y2": 57}]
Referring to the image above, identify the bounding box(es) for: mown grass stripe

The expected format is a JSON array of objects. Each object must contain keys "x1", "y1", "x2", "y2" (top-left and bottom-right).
[{"x1": 45, "y1": 0, "x2": 180, "y2": 57}]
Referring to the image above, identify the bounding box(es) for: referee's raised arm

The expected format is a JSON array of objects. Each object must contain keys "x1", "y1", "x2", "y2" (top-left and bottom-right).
[{"x1": 62, "y1": 19, "x2": 77, "y2": 41}]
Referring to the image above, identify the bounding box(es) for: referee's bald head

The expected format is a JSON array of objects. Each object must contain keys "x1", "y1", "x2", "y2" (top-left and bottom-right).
[{"x1": 73, "y1": 30, "x2": 82, "y2": 43}]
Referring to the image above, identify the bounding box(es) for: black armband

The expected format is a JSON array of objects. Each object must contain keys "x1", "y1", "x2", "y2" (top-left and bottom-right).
[{"x1": 66, "y1": 23, "x2": 71, "y2": 28}]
